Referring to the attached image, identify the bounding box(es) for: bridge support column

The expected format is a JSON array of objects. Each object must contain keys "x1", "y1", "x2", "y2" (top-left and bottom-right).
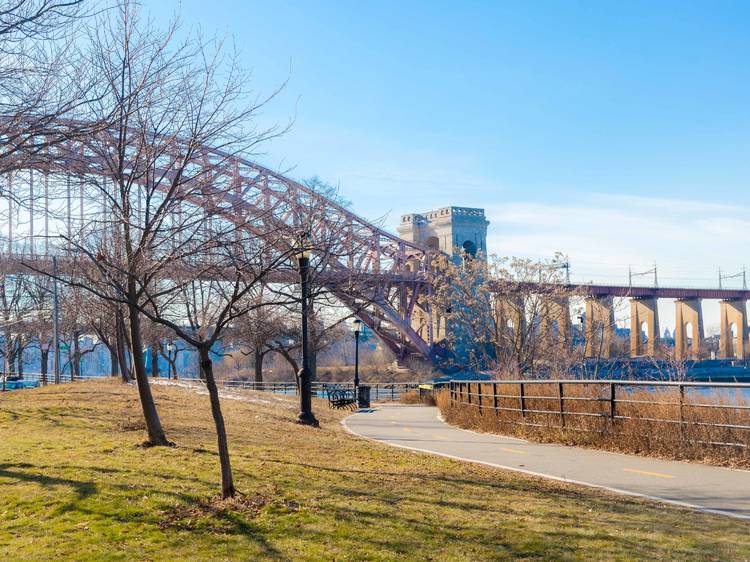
[
  {"x1": 584, "y1": 296, "x2": 614, "y2": 359},
  {"x1": 630, "y1": 297, "x2": 659, "y2": 357},
  {"x1": 719, "y1": 299, "x2": 748, "y2": 359},
  {"x1": 541, "y1": 297, "x2": 572, "y2": 345},
  {"x1": 674, "y1": 298, "x2": 704, "y2": 360},
  {"x1": 494, "y1": 296, "x2": 526, "y2": 339}
]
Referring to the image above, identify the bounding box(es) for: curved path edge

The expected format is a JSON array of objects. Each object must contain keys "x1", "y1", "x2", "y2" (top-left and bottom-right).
[{"x1": 342, "y1": 405, "x2": 750, "y2": 521}]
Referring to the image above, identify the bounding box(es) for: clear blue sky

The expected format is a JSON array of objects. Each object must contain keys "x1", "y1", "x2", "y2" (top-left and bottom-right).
[{"x1": 146, "y1": 1, "x2": 750, "y2": 326}]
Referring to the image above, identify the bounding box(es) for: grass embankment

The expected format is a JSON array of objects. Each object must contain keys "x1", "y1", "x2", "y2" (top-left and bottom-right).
[
  {"x1": 1, "y1": 381, "x2": 750, "y2": 561},
  {"x1": 438, "y1": 384, "x2": 750, "y2": 469}
]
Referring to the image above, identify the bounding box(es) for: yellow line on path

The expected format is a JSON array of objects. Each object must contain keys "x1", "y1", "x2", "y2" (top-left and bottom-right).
[
  {"x1": 499, "y1": 447, "x2": 528, "y2": 455},
  {"x1": 623, "y1": 468, "x2": 674, "y2": 479}
]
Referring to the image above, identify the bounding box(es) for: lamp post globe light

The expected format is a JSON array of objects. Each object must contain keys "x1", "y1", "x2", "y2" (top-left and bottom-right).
[{"x1": 295, "y1": 247, "x2": 319, "y2": 427}]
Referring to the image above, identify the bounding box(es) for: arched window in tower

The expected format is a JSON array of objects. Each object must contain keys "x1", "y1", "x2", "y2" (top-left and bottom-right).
[{"x1": 462, "y1": 240, "x2": 477, "y2": 257}]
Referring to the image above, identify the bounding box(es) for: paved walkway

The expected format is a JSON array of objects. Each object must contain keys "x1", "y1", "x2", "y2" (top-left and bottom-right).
[{"x1": 343, "y1": 404, "x2": 750, "y2": 520}]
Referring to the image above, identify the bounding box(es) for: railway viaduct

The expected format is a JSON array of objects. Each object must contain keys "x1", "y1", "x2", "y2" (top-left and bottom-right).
[{"x1": 397, "y1": 205, "x2": 749, "y2": 361}]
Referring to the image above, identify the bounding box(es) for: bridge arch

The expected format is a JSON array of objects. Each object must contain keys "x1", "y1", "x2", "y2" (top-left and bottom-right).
[
  {"x1": 0, "y1": 124, "x2": 439, "y2": 362},
  {"x1": 425, "y1": 236, "x2": 440, "y2": 252}
]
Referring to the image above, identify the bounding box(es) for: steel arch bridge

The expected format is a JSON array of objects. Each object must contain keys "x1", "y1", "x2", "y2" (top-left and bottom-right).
[
  {"x1": 5, "y1": 125, "x2": 750, "y2": 365},
  {"x1": 0, "y1": 128, "x2": 439, "y2": 362}
]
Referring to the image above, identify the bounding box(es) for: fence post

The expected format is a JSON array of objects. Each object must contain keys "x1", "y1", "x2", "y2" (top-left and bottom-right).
[
  {"x1": 519, "y1": 382, "x2": 525, "y2": 418},
  {"x1": 391, "y1": 385, "x2": 395, "y2": 402},
  {"x1": 558, "y1": 382, "x2": 565, "y2": 428},
  {"x1": 468, "y1": 382, "x2": 472, "y2": 406},
  {"x1": 609, "y1": 383, "x2": 616, "y2": 421},
  {"x1": 678, "y1": 384, "x2": 685, "y2": 439},
  {"x1": 493, "y1": 382, "x2": 498, "y2": 416},
  {"x1": 478, "y1": 383, "x2": 483, "y2": 415}
]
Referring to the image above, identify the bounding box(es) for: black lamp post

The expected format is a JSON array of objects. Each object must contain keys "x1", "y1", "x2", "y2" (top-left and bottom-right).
[
  {"x1": 296, "y1": 249, "x2": 319, "y2": 427},
  {"x1": 40, "y1": 339, "x2": 50, "y2": 386},
  {"x1": 166, "y1": 342, "x2": 175, "y2": 379},
  {"x1": 353, "y1": 319, "x2": 361, "y2": 389}
]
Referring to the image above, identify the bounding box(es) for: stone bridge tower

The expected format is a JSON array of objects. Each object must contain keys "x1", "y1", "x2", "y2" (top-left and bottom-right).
[
  {"x1": 397, "y1": 206, "x2": 489, "y2": 363},
  {"x1": 397, "y1": 206, "x2": 489, "y2": 257}
]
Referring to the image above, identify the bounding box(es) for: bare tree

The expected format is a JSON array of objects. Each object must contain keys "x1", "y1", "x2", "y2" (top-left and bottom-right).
[
  {"x1": 0, "y1": 269, "x2": 36, "y2": 378},
  {"x1": 137, "y1": 232, "x2": 293, "y2": 498},
  {"x1": 0, "y1": 1, "x2": 98, "y2": 180},
  {"x1": 232, "y1": 296, "x2": 290, "y2": 383},
  {"x1": 29, "y1": 0, "x2": 284, "y2": 446},
  {"x1": 429, "y1": 252, "x2": 581, "y2": 375},
  {"x1": 0, "y1": 1, "x2": 83, "y2": 38}
]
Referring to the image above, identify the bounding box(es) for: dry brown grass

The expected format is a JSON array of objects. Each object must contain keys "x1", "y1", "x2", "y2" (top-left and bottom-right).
[
  {"x1": 437, "y1": 382, "x2": 750, "y2": 469},
  {"x1": 399, "y1": 389, "x2": 436, "y2": 406}
]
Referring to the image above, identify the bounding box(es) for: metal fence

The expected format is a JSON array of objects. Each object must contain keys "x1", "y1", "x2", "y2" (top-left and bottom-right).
[
  {"x1": 220, "y1": 379, "x2": 421, "y2": 401},
  {"x1": 1, "y1": 372, "x2": 420, "y2": 403},
  {"x1": 2, "y1": 372, "x2": 106, "y2": 385},
  {"x1": 449, "y1": 379, "x2": 750, "y2": 448}
]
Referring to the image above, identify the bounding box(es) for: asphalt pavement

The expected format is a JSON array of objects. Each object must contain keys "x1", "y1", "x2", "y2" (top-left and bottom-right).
[{"x1": 343, "y1": 404, "x2": 750, "y2": 520}]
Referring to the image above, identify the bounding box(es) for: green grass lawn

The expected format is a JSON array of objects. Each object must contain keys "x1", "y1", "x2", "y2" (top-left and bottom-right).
[{"x1": 1, "y1": 380, "x2": 749, "y2": 561}]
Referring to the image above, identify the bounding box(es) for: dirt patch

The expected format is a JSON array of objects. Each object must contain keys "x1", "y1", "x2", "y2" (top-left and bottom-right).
[{"x1": 159, "y1": 493, "x2": 271, "y2": 531}]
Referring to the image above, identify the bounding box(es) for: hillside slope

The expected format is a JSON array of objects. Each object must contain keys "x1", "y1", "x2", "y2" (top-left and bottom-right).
[{"x1": 0, "y1": 380, "x2": 748, "y2": 561}]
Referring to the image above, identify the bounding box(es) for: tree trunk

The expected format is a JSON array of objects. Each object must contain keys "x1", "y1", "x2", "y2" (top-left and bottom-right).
[
  {"x1": 72, "y1": 330, "x2": 81, "y2": 380},
  {"x1": 40, "y1": 349, "x2": 49, "y2": 385},
  {"x1": 200, "y1": 346, "x2": 235, "y2": 498},
  {"x1": 7, "y1": 338, "x2": 15, "y2": 376},
  {"x1": 17, "y1": 345, "x2": 23, "y2": 377},
  {"x1": 109, "y1": 344, "x2": 119, "y2": 377},
  {"x1": 116, "y1": 309, "x2": 130, "y2": 383},
  {"x1": 150, "y1": 346, "x2": 159, "y2": 378},
  {"x1": 198, "y1": 353, "x2": 206, "y2": 381},
  {"x1": 278, "y1": 349, "x2": 299, "y2": 389},
  {"x1": 254, "y1": 348, "x2": 263, "y2": 383},
  {"x1": 127, "y1": 300, "x2": 171, "y2": 446}
]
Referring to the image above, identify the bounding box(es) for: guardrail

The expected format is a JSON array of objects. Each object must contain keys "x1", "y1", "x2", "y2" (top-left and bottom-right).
[{"x1": 448, "y1": 379, "x2": 750, "y2": 449}]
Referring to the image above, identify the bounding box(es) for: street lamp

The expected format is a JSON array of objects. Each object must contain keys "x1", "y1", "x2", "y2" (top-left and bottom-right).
[
  {"x1": 40, "y1": 340, "x2": 51, "y2": 386},
  {"x1": 295, "y1": 247, "x2": 319, "y2": 427},
  {"x1": 165, "y1": 342, "x2": 175, "y2": 379},
  {"x1": 352, "y1": 318, "x2": 362, "y2": 390}
]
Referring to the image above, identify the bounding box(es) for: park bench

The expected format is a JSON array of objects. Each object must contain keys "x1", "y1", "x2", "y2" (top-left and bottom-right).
[{"x1": 324, "y1": 385, "x2": 358, "y2": 410}]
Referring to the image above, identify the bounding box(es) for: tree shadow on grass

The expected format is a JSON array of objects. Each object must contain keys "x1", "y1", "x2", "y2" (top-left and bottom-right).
[
  {"x1": 248, "y1": 457, "x2": 750, "y2": 558},
  {"x1": 0, "y1": 461, "x2": 284, "y2": 559},
  {"x1": 0, "y1": 462, "x2": 98, "y2": 514}
]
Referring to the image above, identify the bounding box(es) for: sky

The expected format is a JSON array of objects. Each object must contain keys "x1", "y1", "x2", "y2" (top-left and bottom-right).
[{"x1": 145, "y1": 0, "x2": 750, "y2": 328}]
